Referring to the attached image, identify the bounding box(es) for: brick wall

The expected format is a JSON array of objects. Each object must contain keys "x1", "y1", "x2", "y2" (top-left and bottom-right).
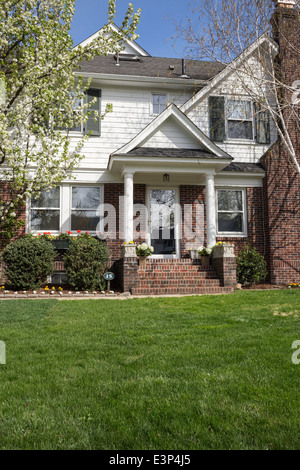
[
  {"x1": 216, "y1": 187, "x2": 266, "y2": 257},
  {"x1": 0, "y1": 182, "x2": 26, "y2": 249},
  {"x1": 180, "y1": 185, "x2": 206, "y2": 257},
  {"x1": 104, "y1": 183, "x2": 146, "y2": 268},
  {"x1": 261, "y1": 7, "x2": 300, "y2": 283},
  {"x1": 180, "y1": 185, "x2": 265, "y2": 258}
]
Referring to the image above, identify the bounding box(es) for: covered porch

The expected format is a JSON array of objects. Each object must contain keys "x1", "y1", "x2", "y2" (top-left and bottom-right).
[{"x1": 108, "y1": 147, "x2": 233, "y2": 257}]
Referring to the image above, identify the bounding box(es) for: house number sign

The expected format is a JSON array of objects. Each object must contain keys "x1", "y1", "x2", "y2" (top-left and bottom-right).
[
  {"x1": 103, "y1": 272, "x2": 115, "y2": 292},
  {"x1": 103, "y1": 272, "x2": 115, "y2": 281}
]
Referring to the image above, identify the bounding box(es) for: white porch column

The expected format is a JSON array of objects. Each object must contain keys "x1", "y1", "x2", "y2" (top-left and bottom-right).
[
  {"x1": 124, "y1": 171, "x2": 134, "y2": 242},
  {"x1": 206, "y1": 173, "x2": 216, "y2": 247}
]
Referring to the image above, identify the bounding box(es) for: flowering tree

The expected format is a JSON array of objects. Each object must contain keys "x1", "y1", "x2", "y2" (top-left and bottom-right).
[
  {"x1": 0, "y1": 0, "x2": 141, "y2": 243},
  {"x1": 175, "y1": 0, "x2": 300, "y2": 173}
]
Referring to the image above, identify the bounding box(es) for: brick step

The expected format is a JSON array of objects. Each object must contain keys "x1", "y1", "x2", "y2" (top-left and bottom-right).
[
  {"x1": 138, "y1": 272, "x2": 219, "y2": 280},
  {"x1": 138, "y1": 279, "x2": 221, "y2": 287},
  {"x1": 141, "y1": 262, "x2": 213, "y2": 269},
  {"x1": 131, "y1": 286, "x2": 235, "y2": 295},
  {"x1": 136, "y1": 260, "x2": 222, "y2": 291}
]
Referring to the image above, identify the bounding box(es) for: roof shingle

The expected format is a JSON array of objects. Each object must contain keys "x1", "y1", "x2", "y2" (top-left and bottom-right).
[{"x1": 78, "y1": 55, "x2": 226, "y2": 81}]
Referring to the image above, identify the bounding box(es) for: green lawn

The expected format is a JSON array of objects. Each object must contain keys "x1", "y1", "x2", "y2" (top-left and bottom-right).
[{"x1": 0, "y1": 291, "x2": 299, "y2": 450}]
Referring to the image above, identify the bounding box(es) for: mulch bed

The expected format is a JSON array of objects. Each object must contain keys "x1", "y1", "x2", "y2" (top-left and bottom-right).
[
  {"x1": 242, "y1": 283, "x2": 288, "y2": 290},
  {"x1": 0, "y1": 283, "x2": 297, "y2": 299}
]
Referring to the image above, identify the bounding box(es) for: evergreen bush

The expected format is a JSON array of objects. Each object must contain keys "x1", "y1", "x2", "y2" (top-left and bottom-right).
[
  {"x1": 63, "y1": 236, "x2": 109, "y2": 290},
  {"x1": 237, "y1": 245, "x2": 268, "y2": 286},
  {"x1": 2, "y1": 237, "x2": 56, "y2": 290}
]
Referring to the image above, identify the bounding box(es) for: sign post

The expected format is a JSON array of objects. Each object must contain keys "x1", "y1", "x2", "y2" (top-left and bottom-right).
[{"x1": 103, "y1": 272, "x2": 115, "y2": 292}]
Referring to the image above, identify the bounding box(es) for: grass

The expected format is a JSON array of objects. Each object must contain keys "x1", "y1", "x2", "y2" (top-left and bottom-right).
[{"x1": 0, "y1": 291, "x2": 299, "y2": 450}]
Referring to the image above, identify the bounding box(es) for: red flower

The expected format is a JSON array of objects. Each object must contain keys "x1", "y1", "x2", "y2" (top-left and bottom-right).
[
  {"x1": 77, "y1": 230, "x2": 81, "y2": 233},
  {"x1": 85, "y1": 231, "x2": 89, "y2": 234}
]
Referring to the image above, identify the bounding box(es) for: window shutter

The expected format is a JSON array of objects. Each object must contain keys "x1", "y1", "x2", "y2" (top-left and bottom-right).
[
  {"x1": 209, "y1": 96, "x2": 225, "y2": 142},
  {"x1": 254, "y1": 102, "x2": 270, "y2": 144},
  {"x1": 85, "y1": 89, "x2": 101, "y2": 136}
]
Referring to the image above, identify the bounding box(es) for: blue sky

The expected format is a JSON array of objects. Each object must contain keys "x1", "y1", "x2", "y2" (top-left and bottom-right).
[{"x1": 71, "y1": 0, "x2": 191, "y2": 58}]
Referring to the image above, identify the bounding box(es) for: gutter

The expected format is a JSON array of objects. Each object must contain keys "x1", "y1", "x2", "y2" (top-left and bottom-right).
[{"x1": 75, "y1": 71, "x2": 208, "y2": 87}]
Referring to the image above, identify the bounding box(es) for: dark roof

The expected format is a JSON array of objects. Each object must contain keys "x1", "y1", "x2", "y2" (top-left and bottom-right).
[
  {"x1": 78, "y1": 55, "x2": 226, "y2": 81},
  {"x1": 222, "y1": 162, "x2": 265, "y2": 173},
  {"x1": 114, "y1": 147, "x2": 231, "y2": 160}
]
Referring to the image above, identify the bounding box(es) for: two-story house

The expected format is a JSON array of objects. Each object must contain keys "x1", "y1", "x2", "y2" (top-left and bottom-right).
[{"x1": 25, "y1": 1, "x2": 300, "y2": 293}]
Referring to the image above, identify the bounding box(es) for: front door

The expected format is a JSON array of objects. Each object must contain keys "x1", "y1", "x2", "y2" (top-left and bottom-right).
[{"x1": 148, "y1": 188, "x2": 180, "y2": 258}]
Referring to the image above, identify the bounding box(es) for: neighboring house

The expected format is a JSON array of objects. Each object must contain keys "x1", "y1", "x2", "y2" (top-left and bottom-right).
[{"x1": 11, "y1": 2, "x2": 300, "y2": 292}]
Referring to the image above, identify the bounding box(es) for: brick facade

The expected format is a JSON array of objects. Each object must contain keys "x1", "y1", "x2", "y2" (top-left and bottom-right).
[
  {"x1": 104, "y1": 183, "x2": 147, "y2": 265},
  {"x1": 1, "y1": 5, "x2": 299, "y2": 291},
  {"x1": 261, "y1": 7, "x2": 300, "y2": 283},
  {"x1": 180, "y1": 185, "x2": 265, "y2": 258},
  {"x1": 0, "y1": 182, "x2": 26, "y2": 248}
]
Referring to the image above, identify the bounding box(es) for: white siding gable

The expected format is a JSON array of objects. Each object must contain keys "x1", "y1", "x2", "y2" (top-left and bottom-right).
[{"x1": 140, "y1": 116, "x2": 203, "y2": 150}]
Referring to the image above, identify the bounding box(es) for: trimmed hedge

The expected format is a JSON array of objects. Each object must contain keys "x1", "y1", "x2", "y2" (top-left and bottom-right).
[
  {"x1": 63, "y1": 236, "x2": 109, "y2": 290},
  {"x1": 2, "y1": 237, "x2": 56, "y2": 290}
]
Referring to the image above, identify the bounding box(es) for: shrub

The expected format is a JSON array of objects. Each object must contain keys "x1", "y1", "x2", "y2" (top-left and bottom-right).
[
  {"x1": 2, "y1": 237, "x2": 56, "y2": 290},
  {"x1": 237, "y1": 245, "x2": 268, "y2": 286},
  {"x1": 63, "y1": 236, "x2": 109, "y2": 290}
]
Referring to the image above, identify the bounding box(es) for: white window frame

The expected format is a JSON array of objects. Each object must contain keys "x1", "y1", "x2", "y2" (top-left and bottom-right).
[
  {"x1": 70, "y1": 185, "x2": 103, "y2": 233},
  {"x1": 150, "y1": 92, "x2": 168, "y2": 116},
  {"x1": 53, "y1": 93, "x2": 84, "y2": 135},
  {"x1": 28, "y1": 184, "x2": 104, "y2": 235},
  {"x1": 29, "y1": 186, "x2": 62, "y2": 234},
  {"x1": 216, "y1": 187, "x2": 247, "y2": 237},
  {"x1": 225, "y1": 98, "x2": 254, "y2": 142}
]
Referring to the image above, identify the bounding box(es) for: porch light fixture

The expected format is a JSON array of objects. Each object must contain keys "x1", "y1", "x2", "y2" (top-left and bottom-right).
[{"x1": 163, "y1": 173, "x2": 170, "y2": 182}]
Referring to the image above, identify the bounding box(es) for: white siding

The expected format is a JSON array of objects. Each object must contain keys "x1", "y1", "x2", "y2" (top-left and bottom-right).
[
  {"x1": 69, "y1": 87, "x2": 192, "y2": 169},
  {"x1": 186, "y1": 53, "x2": 277, "y2": 163},
  {"x1": 141, "y1": 116, "x2": 202, "y2": 149},
  {"x1": 68, "y1": 51, "x2": 277, "y2": 173}
]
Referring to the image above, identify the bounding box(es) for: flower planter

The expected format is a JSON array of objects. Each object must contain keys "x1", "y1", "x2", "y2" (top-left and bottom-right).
[
  {"x1": 121, "y1": 244, "x2": 137, "y2": 258},
  {"x1": 213, "y1": 245, "x2": 235, "y2": 258},
  {"x1": 138, "y1": 256, "x2": 148, "y2": 268},
  {"x1": 200, "y1": 255, "x2": 210, "y2": 268},
  {"x1": 51, "y1": 239, "x2": 71, "y2": 250}
]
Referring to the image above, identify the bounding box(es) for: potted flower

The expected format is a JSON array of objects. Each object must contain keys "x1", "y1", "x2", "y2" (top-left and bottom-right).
[
  {"x1": 38, "y1": 232, "x2": 55, "y2": 241},
  {"x1": 136, "y1": 242, "x2": 154, "y2": 268},
  {"x1": 197, "y1": 245, "x2": 213, "y2": 267}
]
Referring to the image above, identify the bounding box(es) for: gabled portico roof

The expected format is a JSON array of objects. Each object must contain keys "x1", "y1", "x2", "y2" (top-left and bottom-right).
[
  {"x1": 111, "y1": 103, "x2": 231, "y2": 159},
  {"x1": 108, "y1": 104, "x2": 232, "y2": 177}
]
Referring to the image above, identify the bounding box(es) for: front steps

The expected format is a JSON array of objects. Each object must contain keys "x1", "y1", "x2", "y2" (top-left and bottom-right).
[{"x1": 131, "y1": 259, "x2": 235, "y2": 295}]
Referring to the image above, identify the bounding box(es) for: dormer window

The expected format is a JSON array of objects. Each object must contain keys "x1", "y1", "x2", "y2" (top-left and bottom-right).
[{"x1": 152, "y1": 93, "x2": 167, "y2": 115}]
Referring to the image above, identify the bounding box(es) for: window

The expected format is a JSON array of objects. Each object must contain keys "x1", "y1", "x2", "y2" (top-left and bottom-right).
[
  {"x1": 209, "y1": 96, "x2": 270, "y2": 143},
  {"x1": 227, "y1": 100, "x2": 253, "y2": 140},
  {"x1": 217, "y1": 189, "x2": 246, "y2": 235},
  {"x1": 54, "y1": 89, "x2": 101, "y2": 135},
  {"x1": 69, "y1": 95, "x2": 83, "y2": 133},
  {"x1": 71, "y1": 186, "x2": 101, "y2": 231},
  {"x1": 30, "y1": 185, "x2": 103, "y2": 233},
  {"x1": 152, "y1": 94, "x2": 167, "y2": 115},
  {"x1": 31, "y1": 187, "x2": 60, "y2": 231}
]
